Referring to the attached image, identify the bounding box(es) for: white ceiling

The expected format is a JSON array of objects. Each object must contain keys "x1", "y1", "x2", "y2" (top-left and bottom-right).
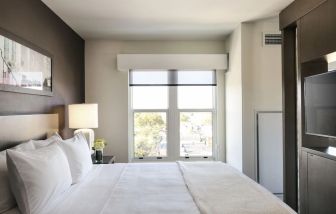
[{"x1": 42, "y1": 0, "x2": 293, "y2": 40}]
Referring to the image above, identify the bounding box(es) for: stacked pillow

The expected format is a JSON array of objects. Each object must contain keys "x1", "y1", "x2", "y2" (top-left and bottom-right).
[
  {"x1": 30, "y1": 132, "x2": 62, "y2": 149},
  {"x1": 57, "y1": 133, "x2": 93, "y2": 184},
  {"x1": 0, "y1": 139, "x2": 41, "y2": 213},
  {"x1": 7, "y1": 143, "x2": 72, "y2": 214},
  {"x1": 1, "y1": 133, "x2": 93, "y2": 214},
  {"x1": 11, "y1": 141, "x2": 35, "y2": 151}
]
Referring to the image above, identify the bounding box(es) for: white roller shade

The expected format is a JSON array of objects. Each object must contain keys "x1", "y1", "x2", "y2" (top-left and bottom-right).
[{"x1": 129, "y1": 70, "x2": 216, "y2": 86}]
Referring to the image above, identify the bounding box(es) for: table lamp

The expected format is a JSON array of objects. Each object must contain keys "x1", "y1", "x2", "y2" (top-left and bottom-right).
[{"x1": 68, "y1": 103, "x2": 98, "y2": 152}]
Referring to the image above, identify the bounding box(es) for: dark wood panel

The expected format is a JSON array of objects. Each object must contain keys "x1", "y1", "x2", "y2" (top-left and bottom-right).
[
  {"x1": 300, "y1": 61, "x2": 330, "y2": 148},
  {"x1": 327, "y1": 0, "x2": 336, "y2": 59},
  {"x1": 307, "y1": 154, "x2": 336, "y2": 214},
  {"x1": 300, "y1": 151, "x2": 308, "y2": 214},
  {"x1": 303, "y1": 147, "x2": 336, "y2": 162},
  {"x1": 300, "y1": 0, "x2": 336, "y2": 63},
  {"x1": 282, "y1": 27, "x2": 298, "y2": 211},
  {"x1": 280, "y1": 0, "x2": 327, "y2": 29},
  {"x1": 300, "y1": 2, "x2": 330, "y2": 63},
  {"x1": 0, "y1": 0, "x2": 85, "y2": 138}
]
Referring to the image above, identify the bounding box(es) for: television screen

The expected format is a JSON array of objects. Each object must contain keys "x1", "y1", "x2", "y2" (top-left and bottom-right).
[{"x1": 305, "y1": 71, "x2": 336, "y2": 138}]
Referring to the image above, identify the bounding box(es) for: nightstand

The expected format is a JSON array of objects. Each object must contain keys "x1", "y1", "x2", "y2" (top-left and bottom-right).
[{"x1": 92, "y1": 155, "x2": 115, "y2": 164}]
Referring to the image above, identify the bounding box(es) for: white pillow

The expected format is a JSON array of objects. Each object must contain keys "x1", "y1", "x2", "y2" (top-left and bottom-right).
[
  {"x1": 58, "y1": 133, "x2": 93, "y2": 184},
  {"x1": 0, "y1": 136, "x2": 61, "y2": 213},
  {"x1": 0, "y1": 151, "x2": 16, "y2": 213},
  {"x1": 12, "y1": 141, "x2": 35, "y2": 151},
  {"x1": 0, "y1": 140, "x2": 42, "y2": 213},
  {"x1": 30, "y1": 133, "x2": 62, "y2": 149},
  {"x1": 6, "y1": 143, "x2": 72, "y2": 214}
]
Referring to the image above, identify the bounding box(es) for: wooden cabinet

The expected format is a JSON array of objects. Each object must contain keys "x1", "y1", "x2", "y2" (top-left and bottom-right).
[
  {"x1": 300, "y1": 0, "x2": 336, "y2": 63},
  {"x1": 280, "y1": 0, "x2": 327, "y2": 29},
  {"x1": 281, "y1": 0, "x2": 336, "y2": 212},
  {"x1": 301, "y1": 149, "x2": 336, "y2": 214},
  {"x1": 307, "y1": 153, "x2": 336, "y2": 214},
  {"x1": 328, "y1": 0, "x2": 336, "y2": 56},
  {"x1": 300, "y1": 2, "x2": 330, "y2": 63}
]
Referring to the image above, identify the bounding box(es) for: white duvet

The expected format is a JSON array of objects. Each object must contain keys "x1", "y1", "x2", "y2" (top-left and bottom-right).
[
  {"x1": 6, "y1": 162, "x2": 296, "y2": 214},
  {"x1": 45, "y1": 163, "x2": 199, "y2": 214}
]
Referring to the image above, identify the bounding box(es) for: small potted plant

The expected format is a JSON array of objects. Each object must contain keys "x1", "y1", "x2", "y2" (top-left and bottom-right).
[{"x1": 94, "y1": 139, "x2": 107, "y2": 163}]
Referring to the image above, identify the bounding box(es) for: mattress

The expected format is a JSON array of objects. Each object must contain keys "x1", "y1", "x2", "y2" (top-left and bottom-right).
[{"x1": 9, "y1": 162, "x2": 296, "y2": 214}]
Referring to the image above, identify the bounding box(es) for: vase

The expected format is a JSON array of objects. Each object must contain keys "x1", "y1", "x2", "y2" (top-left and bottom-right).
[{"x1": 95, "y1": 149, "x2": 103, "y2": 163}]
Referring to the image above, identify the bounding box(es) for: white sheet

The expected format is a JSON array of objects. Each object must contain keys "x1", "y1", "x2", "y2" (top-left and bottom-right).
[
  {"x1": 45, "y1": 163, "x2": 199, "y2": 214},
  {"x1": 178, "y1": 161, "x2": 296, "y2": 214}
]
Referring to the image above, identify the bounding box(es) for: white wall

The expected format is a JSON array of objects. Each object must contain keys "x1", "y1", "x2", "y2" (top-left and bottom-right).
[
  {"x1": 224, "y1": 26, "x2": 243, "y2": 171},
  {"x1": 85, "y1": 40, "x2": 226, "y2": 163},
  {"x1": 224, "y1": 17, "x2": 282, "y2": 179},
  {"x1": 85, "y1": 17, "x2": 281, "y2": 169},
  {"x1": 242, "y1": 17, "x2": 282, "y2": 180}
]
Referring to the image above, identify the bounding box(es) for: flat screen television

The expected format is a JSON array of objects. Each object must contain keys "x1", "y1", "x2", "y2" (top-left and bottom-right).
[{"x1": 305, "y1": 70, "x2": 336, "y2": 138}]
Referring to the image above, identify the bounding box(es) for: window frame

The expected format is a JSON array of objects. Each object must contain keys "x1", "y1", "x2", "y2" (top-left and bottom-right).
[{"x1": 129, "y1": 72, "x2": 217, "y2": 162}]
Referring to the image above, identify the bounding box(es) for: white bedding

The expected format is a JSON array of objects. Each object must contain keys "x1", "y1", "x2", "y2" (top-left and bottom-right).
[
  {"x1": 45, "y1": 163, "x2": 199, "y2": 214},
  {"x1": 10, "y1": 162, "x2": 295, "y2": 214},
  {"x1": 178, "y1": 161, "x2": 296, "y2": 214}
]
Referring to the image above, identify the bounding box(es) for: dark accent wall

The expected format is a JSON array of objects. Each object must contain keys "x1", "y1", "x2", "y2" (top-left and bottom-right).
[{"x1": 0, "y1": 0, "x2": 85, "y2": 138}]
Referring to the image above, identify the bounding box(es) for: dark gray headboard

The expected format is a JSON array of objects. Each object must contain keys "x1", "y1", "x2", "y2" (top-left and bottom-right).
[{"x1": 0, "y1": 114, "x2": 59, "y2": 151}]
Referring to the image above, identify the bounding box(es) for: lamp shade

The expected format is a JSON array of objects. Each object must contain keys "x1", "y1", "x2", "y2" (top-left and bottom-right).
[{"x1": 68, "y1": 104, "x2": 98, "y2": 129}]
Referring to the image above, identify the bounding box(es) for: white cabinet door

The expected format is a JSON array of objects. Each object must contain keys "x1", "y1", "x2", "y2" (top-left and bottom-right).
[{"x1": 257, "y1": 112, "x2": 283, "y2": 194}]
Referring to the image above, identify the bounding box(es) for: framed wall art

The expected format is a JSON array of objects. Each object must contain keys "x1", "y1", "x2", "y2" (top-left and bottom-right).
[{"x1": 0, "y1": 28, "x2": 52, "y2": 96}]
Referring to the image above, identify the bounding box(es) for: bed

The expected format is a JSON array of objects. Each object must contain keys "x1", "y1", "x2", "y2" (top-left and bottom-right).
[{"x1": 0, "y1": 114, "x2": 296, "y2": 214}]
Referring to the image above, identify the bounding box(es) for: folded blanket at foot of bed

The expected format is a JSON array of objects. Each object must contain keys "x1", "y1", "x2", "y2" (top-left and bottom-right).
[{"x1": 178, "y1": 161, "x2": 296, "y2": 214}]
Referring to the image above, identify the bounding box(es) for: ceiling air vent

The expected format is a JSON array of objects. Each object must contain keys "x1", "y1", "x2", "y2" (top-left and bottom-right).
[{"x1": 263, "y1": 33, "x2": 282, "y2": 45}]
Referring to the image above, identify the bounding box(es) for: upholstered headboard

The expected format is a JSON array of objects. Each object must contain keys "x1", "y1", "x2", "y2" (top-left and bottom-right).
[{"x1": 0, "y1": 114, "x2": 59, "y2": 151}]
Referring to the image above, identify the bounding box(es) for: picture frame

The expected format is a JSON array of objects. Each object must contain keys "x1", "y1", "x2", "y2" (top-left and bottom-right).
[{"x1": 0, "y1": 27, "x2": 53, "y2": 96}]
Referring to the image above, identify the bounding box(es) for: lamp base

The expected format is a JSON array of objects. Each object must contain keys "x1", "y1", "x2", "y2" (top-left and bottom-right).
[{"x1": 74, "y1": 129, "x2": 94, "y2": 154}]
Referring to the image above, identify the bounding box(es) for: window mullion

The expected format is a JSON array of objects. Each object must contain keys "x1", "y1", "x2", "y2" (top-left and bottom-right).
[{"x1": 167, "y1": 86, "x2": 179, "y2": 160}]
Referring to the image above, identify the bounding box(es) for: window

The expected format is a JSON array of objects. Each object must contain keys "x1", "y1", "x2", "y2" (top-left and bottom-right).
[
  {"x1": 180, "y1": 112, "x2": 213, "y2": 157},
  {"x1": 132, "y1": 86, "x2": 168, "y2": 109},
  {"x1": 130, "y1": 70, "x2": 216, "y2": 161},
  {"x1": 134, "y1": 112, "x2": 167, "y2": 157},
  {"x1": 178, "y1": 86, "x2": 213, "y2": 109}
]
